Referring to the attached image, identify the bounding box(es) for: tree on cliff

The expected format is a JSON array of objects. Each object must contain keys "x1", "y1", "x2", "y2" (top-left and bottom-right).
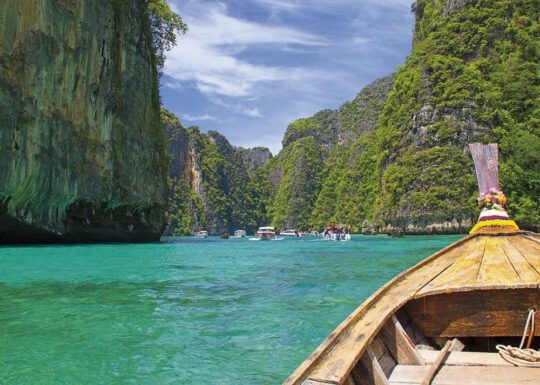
[{"x1": 146, "y1": 0, "x2": 188, "y2": 74}]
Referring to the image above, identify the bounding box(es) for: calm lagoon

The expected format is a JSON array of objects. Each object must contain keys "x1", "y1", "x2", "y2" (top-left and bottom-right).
[{"x1": 0, "y1": 235, "x2": 461, "y2": 384}]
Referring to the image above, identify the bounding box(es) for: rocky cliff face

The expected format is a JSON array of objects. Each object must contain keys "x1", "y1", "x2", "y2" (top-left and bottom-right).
[
  {"x1": 377, "y1": 0, "x2": 540, "y2": 233},
  {"x1": 236, "y1": 147, "x2": 272, "y2": 177},
  {"x1": 265, "y1": 74, "x2": 395, "y2": 230},
  {"x1": 0, "y1": 0, "x2": 167, "y2": 242},
  {"x1": 164, "y1": 110, "x2": 272, "y2": 235}
]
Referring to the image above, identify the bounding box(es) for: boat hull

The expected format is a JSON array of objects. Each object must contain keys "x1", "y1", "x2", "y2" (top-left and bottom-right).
[{"x1": 283, "y1": 231, "x2": 540, "y2": 385}]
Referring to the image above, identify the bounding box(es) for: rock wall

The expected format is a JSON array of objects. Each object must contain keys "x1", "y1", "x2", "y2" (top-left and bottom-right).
[
  {"x1": 377, "y1": 0, "x2": 540, "y2": 234},
  {"x1": 164, "y1": 110, "x2": 272, "y2": 235},
  {"x1": 0, "y1": 0, "x2": 167, "y2": 243}
]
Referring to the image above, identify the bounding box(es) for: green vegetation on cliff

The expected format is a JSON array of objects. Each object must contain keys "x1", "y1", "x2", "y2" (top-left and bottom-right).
[
  {"x1": 378, "y1": 0, "x2": 540, "y2": 231},
  {"x1": 164, "y1": 110, "x2": 271, "y2": 235},
  {"x1": 165, "y1": 0, "x2": 539, "y2": 235},
  {"x1": 264, "y1": 75, "x2": 395, "y2": 231},
  {"x1": 0, "y1": 0, "x2": 185, "y2": 242}
]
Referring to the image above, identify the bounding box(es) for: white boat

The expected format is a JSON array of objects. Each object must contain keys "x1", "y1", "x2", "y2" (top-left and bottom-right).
[
  {"x1": 279, "y1": 229, "x2": 299, "y2": 237},
  {"x1": 309, "y1": 231, "x2": 320, "y2": 236},
  {"x1": 323, "y1": 232, "x2": 351, "y2": 241},
  {"x1": 234, "y1": 230, "x2": 246, "y2": 238},
  {"x1": 194, "y1": 230, "x2": 208, "y2": 238},
  {"x1": 255, "y1": 226, "x2": 276, "y2": 241}
]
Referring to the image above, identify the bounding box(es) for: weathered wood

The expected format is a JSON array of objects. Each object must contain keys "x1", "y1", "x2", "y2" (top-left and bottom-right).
[
  {"x1": 344, "y1": 374, "x2": 357, "y2": 385},
  {"x1": 420, "y1": 340, "x2": 451, "y2": 385},
  {"x1": 283, "y1": 232, "x2": 540, "y2": 385},
  {"x1": 306, "y1": 245, "x2": 466, "y2": 384},
  {"x1": 397, "y1": 311, "x2": 431, "y2": 348},
  {"x1": 469, "y1": 143, "x2": 500, "y2": 194},
  {"x1": 405, "y1": 289, "x2": 540, "y2": 338},
  {"x1": 389, "y1": 365, "x2": 540, "y2": 385},
  {"x1": 416, "y1": 237, "x2": 486, "y2": 297},
  {"x1": 418, "y1": 350, "x2": 514, "y2": 367},
  {"x1": 284, "y1": 238, "x2": 470, "y2": 385},
  {"x1": 301, "y1": 381, "x2": 335, "y2": 385},
  {"x1": 500, "y1": 237, "x2": 540, "y2": 283},
  {"x1": 380, "y1": 316, "x2": 425, "y2": 365},
  {"x1": 477, "y1": 237, "x2": 520, "y2": 286},
  {"x1": 360, "y1": 347, "x2": 390, "y2": 385},
  {"x1": 508, "y1": 235, "x2": 540, "y2": 275},
  {"x1": 448, "y1": 338, "x2": 464, "y2": 352}
]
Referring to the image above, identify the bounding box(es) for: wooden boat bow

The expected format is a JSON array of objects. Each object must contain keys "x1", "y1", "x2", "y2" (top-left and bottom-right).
[{"x1": 283, "y1": 231, "x2": 540, "y2": 385}]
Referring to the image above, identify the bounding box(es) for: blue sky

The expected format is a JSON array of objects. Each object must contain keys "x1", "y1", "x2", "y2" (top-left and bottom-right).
[{"x1": 162, "y1": 0, "x2": 415, "y2": 154}]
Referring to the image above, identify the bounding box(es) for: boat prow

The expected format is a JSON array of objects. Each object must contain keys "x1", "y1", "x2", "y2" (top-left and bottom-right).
[{"x1": 283, "y1": 230, "x2": 540, "y2": 385}]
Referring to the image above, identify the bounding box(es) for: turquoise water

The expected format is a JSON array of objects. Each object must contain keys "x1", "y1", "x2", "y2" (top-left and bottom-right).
[{"x1": 0, "y1": 235, "x2": 461, "y2": 385}]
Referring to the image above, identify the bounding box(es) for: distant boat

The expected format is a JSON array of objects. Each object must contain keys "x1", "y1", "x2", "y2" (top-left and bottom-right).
[
  {"x1": 323, "y1": 232, "x2": 351, "y2": 241},
  {"x1": 234, "y1": 230, "x2": 246, "y2": 238},
  {"x1": 299, "y1": 231, "x2": 309, "y2": 237},
  {"x1": 255, "y1": 226, "x2": 276, "y2": 241},
  {"x1": 194, "y1": 230, "x2": 208, "y2": 238},
  {"x1": 279, "y1": 229, "x2": 299, "y2": 237},
  {"x1": 283, "y1": 144, "x2": 539, "y2": 385},
  {"x1": 309, "y1": 231, "x2": 320, "y2": 236}
]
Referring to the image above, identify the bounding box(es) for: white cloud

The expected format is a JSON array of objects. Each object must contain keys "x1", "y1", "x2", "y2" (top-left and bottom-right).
[
  {"x1": 206, "y1": 97, "x2": 264, "y2": 118},
  {"x1": 353, "y1": 36, "x2": 373, "y2": 45},
  {"x1": 249, "y1": 0, "x2": 411, "y2": 13},
  {"x1": 181, "y1": 113, "x2": 221, "y2": 122},
  {"x1": 243, "y1": 107, "x2": 263, "y2": 118},
  {"x1": 164, "y1": 2, "x2": 326, "y2": 98}
]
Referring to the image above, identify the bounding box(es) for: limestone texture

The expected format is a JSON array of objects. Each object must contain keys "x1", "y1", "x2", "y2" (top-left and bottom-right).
[{"x1": 0, "y1": 0, "x2": 167, "y2": 243}]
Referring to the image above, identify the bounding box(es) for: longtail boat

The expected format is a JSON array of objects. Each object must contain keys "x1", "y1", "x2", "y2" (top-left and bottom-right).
[{"x1": 284, "y1": 144, "x2": 539, "y2": 385}]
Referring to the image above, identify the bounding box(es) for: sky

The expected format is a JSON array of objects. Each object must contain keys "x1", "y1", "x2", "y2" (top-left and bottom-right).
[{"x1": 161, "y1": 0, "x2": 415, "y2": 155}]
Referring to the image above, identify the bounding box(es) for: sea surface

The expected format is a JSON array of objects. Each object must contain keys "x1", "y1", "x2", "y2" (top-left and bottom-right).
[{"x1": 0, "y1": 235, "x2": 461, "y2": 385}]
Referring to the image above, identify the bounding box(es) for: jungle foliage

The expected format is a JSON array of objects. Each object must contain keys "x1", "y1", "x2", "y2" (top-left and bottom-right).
[
  {"x1": 166, "y1": 1, "x2": 539, "y2": 234},
  {"x1": 164, "y1": 110, "x2": 270, "y2": 235},
  {"x1": 378, "y1": 0, "x2": 540, "y2": 230}
]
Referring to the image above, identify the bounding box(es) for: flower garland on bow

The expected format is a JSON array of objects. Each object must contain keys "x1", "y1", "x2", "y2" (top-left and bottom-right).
[{"x1": 477, "y1": 188, "x2": 507, "y2": 210}]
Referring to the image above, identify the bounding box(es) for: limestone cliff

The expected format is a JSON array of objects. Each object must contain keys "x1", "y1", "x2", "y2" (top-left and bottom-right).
[
  {"x1": 377, "y1": 0, "x2": 540, "y2": 233},
  {"x1": 265, "y1": 75, "x2": 395, "y2": 230},
  {"x1": 164, "y1": 110, "x2": 272, "y2": 235},
  {"x1": 0, "y1": 0, "x2": 167, "y2": 242}
]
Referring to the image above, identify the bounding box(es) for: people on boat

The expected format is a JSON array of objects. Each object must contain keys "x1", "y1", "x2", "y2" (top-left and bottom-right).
[{"x1": 322, "y1": 223, "x2": 352, "y2": 240}]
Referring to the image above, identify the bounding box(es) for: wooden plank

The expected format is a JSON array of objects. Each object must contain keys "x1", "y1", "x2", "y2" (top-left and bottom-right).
[
  {"x1": 520, "y1": 232, "x2": 540, "y2": 244},
  {"x1": 302, "y1": 381, "x2": 335, "y2": 385},
  {"x1": 344, "y1": 375, "x2": 357, "y2": 385},
  {"x1": 379, "y1": 316, "x2": 424, "y2": 365},
  {"x1": 405, "y1": 289, "x2": 540, "y2": 338},
  {"x1": 418, "y1": 350, "x2": 513, "y2": 367},
  {"x1": 283, "y1": 236, "x2": 476, "y2": 385},
  {"x1": 420, "y1": 340, "x2": 451, "y2": 385},
  {"x1": 448, "y1": 338, "x2": 464, "y2": 352},
  {"x1": 367, "y1": 337, "x2": 397, "y2": 377},
  {"x1": 508, "y1": 235, "x2": 540, "y2": 275},
  {"x1": 476, "y1": 237, "x2": 520, "y2": 286},
  {"x1": 360, "y1": 347, "x2": 390, "y2": 385},
  {"x1": 370, "y1": 336, "x2": 390, "y2": 360},
  {"x1": 389, "y1": 365, "x2": 540, "y2": 384},
  {"x1": 501, "y1": 237, "x2": 540, "y2": 284},
  {"x1": 416, "y1": 237, "x2": 486, "y2": 296}
]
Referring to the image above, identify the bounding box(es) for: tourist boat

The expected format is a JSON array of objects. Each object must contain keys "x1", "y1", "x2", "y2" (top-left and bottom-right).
[
  {"x1": 283, "y1": 144, "x2": 540, "y2": 385},
  {"x1": 255, "y1": 226, "x2": 276, "y2": 241},
  {"x1": 299, "y1": 231, "x2": 309, "y2": 237},
  {"x1": 310, "y1": 231, "x2": 320, "y2": 236},
  {"x1": 234, "y1": 230, "x2": 246, "y2": 238},
  {"x1": 280, "y1": 230, "x2": 299, "y2": 237},
  {"x1": 194, "y1": 230, "x2": 208, "y2": 238}
]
